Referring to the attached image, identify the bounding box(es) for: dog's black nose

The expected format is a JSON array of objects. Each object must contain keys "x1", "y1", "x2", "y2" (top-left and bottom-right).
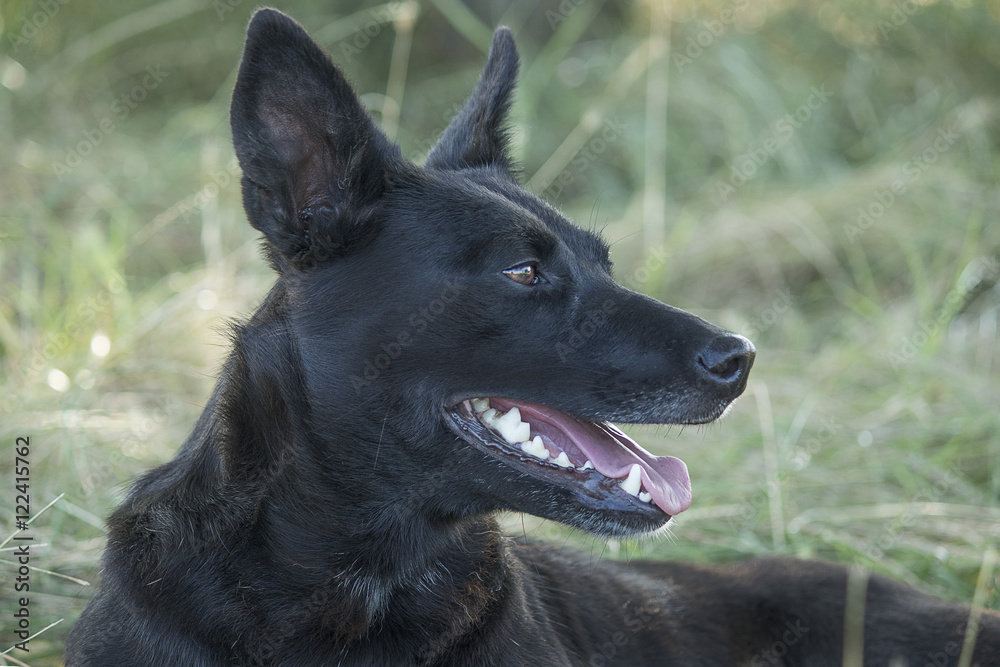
[{"x1": 696, "y1": 334, "x2": 755, "y2": 391}]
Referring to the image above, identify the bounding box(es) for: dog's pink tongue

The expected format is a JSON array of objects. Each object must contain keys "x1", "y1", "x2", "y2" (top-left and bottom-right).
[{"x1": 492, "y1": 400, "x2": 692, "y2": 516}]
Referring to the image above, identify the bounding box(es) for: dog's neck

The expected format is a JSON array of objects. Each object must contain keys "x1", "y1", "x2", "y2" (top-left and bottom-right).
[{"x1": 189, "y1": 284, "x2": 512, "y2": 653}]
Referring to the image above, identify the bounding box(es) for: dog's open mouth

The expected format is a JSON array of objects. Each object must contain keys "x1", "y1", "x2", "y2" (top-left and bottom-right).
[{"x1": 445, "y1": 398, "x2": 692, "y2": 517}]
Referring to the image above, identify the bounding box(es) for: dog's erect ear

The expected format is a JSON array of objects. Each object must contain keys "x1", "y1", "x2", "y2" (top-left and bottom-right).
[
  {"x1": 231, "y1": 9, "x2": 401, "y2": 266},
  {"x1": 425, "y1": 27, "x2": 520, "y2": 173}
]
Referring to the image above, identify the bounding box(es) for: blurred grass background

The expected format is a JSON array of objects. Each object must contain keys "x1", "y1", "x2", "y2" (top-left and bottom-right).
[{"x1": 2, "y1": 0, "x2": 1000, "y2": 662}]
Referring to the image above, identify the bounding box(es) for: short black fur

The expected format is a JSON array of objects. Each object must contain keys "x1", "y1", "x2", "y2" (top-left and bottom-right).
[{"x1": 67, "y1": 9, "x2": 999, "y2": 666}]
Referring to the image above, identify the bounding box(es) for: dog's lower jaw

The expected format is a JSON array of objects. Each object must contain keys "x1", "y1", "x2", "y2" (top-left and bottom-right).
[
  {"x1": 534, "y1": 498, "x2": 673, "y2": 538},
  {"x1": 444, "y1": 452, "x2": 674, "y2": 539}
]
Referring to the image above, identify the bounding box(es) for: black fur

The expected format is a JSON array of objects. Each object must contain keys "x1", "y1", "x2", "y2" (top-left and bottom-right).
[{"x1": 67, "y1": 9, "x2": 999, "y2": 666}]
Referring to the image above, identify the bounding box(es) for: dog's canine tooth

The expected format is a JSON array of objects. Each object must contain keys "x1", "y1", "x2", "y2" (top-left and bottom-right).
[
  {"x1": 471, "y1": 398, "x2": 490, "y2": 413},
  {"x1": 494, "y1": 407, "x2": 530, "y2": 444},
  {"x1": 520, "y1": 435, "x2": 549, "y2": 460},
  {"x1": 552, "y1": 451, "x2": 574, "y2": 468},
  {"x1": 638, "y1": 491, "x2": 652, "y2": 503},
  {"x1": 620, "y1": 464, "x2": 642, "y2": 496}
]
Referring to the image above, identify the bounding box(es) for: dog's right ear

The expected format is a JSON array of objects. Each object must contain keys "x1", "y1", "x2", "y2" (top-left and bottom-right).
[
  {"x1": 231, "y1": 9, "x2": 401, "y2": 268},
  {"x1": 424, "y1": 27, "x2": 520, "y2": 173}
]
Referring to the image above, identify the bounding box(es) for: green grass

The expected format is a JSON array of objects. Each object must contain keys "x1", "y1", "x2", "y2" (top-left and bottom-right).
[{"x1": 2, "y1": 0, "x2": 999, "y2": 663}]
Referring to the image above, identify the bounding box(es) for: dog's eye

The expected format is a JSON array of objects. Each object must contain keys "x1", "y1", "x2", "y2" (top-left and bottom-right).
[{"x1": 503, "y1": 263, "x2": 538, "y2": 285}]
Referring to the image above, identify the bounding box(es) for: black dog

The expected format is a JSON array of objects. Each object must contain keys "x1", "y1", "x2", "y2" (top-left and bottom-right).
[{"x1": 67, "y1": 9, "x2": 999, "y2": 666}]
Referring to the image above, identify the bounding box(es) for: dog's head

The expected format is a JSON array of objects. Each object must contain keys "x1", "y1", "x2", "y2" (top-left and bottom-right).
[{"x1": 230, "y1": 9, "x2": 753, "y2": 537}]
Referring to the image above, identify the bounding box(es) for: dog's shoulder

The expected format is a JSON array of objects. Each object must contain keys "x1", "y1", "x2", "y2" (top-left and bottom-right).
[{"x1": 65, "y1": 587, "x2": 218, "y2": 666}]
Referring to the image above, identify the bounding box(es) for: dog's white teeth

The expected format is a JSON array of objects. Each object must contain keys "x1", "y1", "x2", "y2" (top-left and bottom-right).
[
  {"x1": 520, "y1": 435, "x2": 549, "y2": 460},
  {"x1": 620, "y1": 463, "x2": 642, "y2": 496},
  {"x1": 494, "y1": 407, "x2": 530, "y2": 444},
  {"x1": 582, "y1": 460, "x2": 594, "y2": 470},
  {"x1": 473, "y1": 402, "x2": 573, "y2": 466},
  {"x1": 638, "y1": 491, "x2": 652, "y2": 503},
  {"x1": 552, "y1": 451, "x2": 574, "y2": 468}
]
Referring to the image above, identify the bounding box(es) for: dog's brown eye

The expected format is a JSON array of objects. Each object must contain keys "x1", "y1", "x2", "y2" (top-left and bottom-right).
[{"x1": 503, "y1": 263, "x2": 537, "y2": 285}]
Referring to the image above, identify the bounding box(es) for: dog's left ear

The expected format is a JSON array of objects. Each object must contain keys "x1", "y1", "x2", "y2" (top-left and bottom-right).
[
  {"x1": 231, "y1": 9, "x2": 401, "y2": 268},
  {"x1": 425, "y1": 27, "x2": 520, "y2": 173}
]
